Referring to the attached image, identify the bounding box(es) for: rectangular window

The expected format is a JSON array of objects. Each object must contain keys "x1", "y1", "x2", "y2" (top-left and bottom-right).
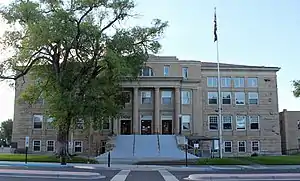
[
  {"x1": 47, "y1": 117, "x2": 54, "y2": 129},
  {"x1": 141, "y1": 91, "x2": 152, "y2": 104},
  {"x1": 233, "y1": 77, "x2": 245, "y2": 88},
  {"x1": 207, "y1": 77, "x2": 218, "y2": 87},
  {"x1": 222, "y1": 92, "x2": 231, "y2": 104},
  {"x1": 251, "y1": 141, "x2": 260, "y2": 152},
  {"x1": 33, "y1": 140, "x2": 41, "y2": 152},
  {"x1": 182, "y1": 67, "x2": 188, "y2": 79},
  {"x1": 76, "y1": 119, "x2": 84, "y2": 129},
  {"x1": 181, "y1": 90, "x2": 191, "y2": 104},
  {"x1": 33, "y1": 114, "x2": 43, "y2": 129},
  {"x1": 235, "y1": 92, "x2": 245, "y2": 105},
  {"x1": 164, "y1": 65, "x2": 170, "y2": 76},
  {"x1": 248, "y1": 92, "x2": 259, "y2": 104},
  {"x1": 46, "y1": 140, "x2": 55, "y2": 152},
  {"x1": 102, "y1": 119, "x2": 110, "y2": 130},
  {"x1": 161, "y1": 91, "x2": 172, "y2": 105},
  {"x1": 236, "y1": 115, "x2": 246, "y2": 130},
  {"x1": 122, "y1": 91, "x2": 131, "y2": 104},
  {"x1": 222, "y1": 115, "x2": 232, "y2": 130},
  {"x1": 209, "y1": 115, "x2": 218, "y2": 130},
  {"x1": 224, "y1": 141, "x2": 232, "y2": 153},
  {"x1": 74, "y1": 141, "x2": 83, "y2": 153},
  {"x1": 221, "y1": 77, "x2": 231, "y2": 87},
  {"x1": 181, "y1": 115, "x2": 191, "y2": 131},
  {"x1": 238, "y1": 141, "x2": 246, "y2": 152},
  {"x1": 249, "y1": 115, "x2": 259, "y2": 130},
  {"x1": 208, "y1": 92, "x2": 218, "y2": 104},
  {"x1": 247, "y1": 77, "x2": 258, "y2": 87}
]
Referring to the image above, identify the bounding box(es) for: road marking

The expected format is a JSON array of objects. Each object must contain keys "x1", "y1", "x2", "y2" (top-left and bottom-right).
[
  {"x1": 73, "y1": 166, "x2": 95, "y2": 170},
  {"x1": 111, "y1": 170, "x2": 130, "y2": 181},
  {"x1": 238, "y1": 165, "x2": 255, "y2": 169},
  {"x1": 209, "y1": 166, "x2": 239, "y2": 170},
  {"x1": 159, "y1": 170, "x2": 179, "y2": 181}
]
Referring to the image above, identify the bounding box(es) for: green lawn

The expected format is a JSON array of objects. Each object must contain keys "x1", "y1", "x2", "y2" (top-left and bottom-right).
[
  {"x1": 197, "y1": 156, "x2": 300, "y2": 165},
  {"x1": 0, "y1": 154, "x2": 99, "y2": 164}
]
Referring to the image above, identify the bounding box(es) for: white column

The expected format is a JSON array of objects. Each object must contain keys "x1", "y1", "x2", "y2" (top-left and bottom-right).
[
  {"x1": 155, "y1": 87, "x2": 160, "y2": 134},
  {"x1": 133, "y1": 87, "x2": 139, "y2": 134},
  {"x1": 174, "y1": 87, "x2": 180, "y2": 134}
]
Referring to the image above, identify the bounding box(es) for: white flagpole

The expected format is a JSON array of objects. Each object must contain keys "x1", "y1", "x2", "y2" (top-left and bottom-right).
[{"x1": 214, "y1": 7, "x2": 223, "y2": 159}]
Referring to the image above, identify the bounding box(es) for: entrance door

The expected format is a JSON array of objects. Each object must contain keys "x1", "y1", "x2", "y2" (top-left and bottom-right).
[
  {"x1": 141, "y1": 120, "x2": 152, "y2": 134},
  {"x1": 162, "y1": 120, "x2": 172, "y2": 134},
  {"x1": 120, "y1": 120, "x2": 131, "y2": 135}
]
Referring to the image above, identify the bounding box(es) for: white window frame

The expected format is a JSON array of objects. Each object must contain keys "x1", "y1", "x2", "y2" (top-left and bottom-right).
[
  {"x1": 235, "y1": 92, "x2": 245, "y2": 105},
  {"x1": 222, "y1": 92, "x2": 231, "y2": 105},
  {"x1": 164, "y1": 65, "x2": 170, "y2": 76},
  {"x1": 46, "y1": 140, "x2": 55, "y2": 152},
  {"x1": 181, "y1": 90, "x2": 191, "y2": 104},
  {"x1": 140, "y1": 67, "x2": 154, "y2": 76},
  {"x1": 251, "y1": 141, "x2": 260, "y2": 152},
  {"x1": 224, "y1": 141, "x2": 232, "y2": 153},
  {"x1": 221, "y1": 77, "x2": 231, "y2": 87},
  {"x1": 122, "y1": 91, "x2": 131, "y2": 104},
  {"x1": 181, "y1": 115, "x2": 191, "y2": 131},
  {"x1": 207, "y1": 77, "x2": 218, "y2": 87},
  {"x1": 141, "y1": 91, "x2": 152, "y2": 104},
  {"x1": 33, "y1": 114, "x2": 43, "y2": 129},
  {"x1": 208, "y1": 115, "x2": 218, "y2": 130},
  {"x1": 236, "y1": 115, "x2": 246, "y2": 130},
  {"x1": 182, "y1": 67, "x2": 188, "y2": 79},
  {"x1": 248, "y1": 92, "x2": 259, "y2": 105},
  {"x1": 74, "y1": 141, "x2": 83, "y2": 153},
  {"x1": 222, "y1": 115, "x2": 232, "y2": 130},
  {"x1": 208, "y1": 92, "x2": 218, "y2": 105},
  {"x1": 33, "y1": 140, "x2": 41, "y2": 152},
  {"x1": 249, "y1": 115, "x2": 259, "y2": 130},
  {"x1": 233, "y1": 77, "x2": 245, "y2": 88},
  {"x1": 161, "y1": 91, "x2": 172, "y2": 105},
  {"x1": 47, "y1": 117, "x2": 54, "y2": 129},
  {"x1": 238, "y1": 141, "x2": 246, "y2": 153},
  {"x1": 247, "y1": 77, "x2": 258, "y2": 87}
]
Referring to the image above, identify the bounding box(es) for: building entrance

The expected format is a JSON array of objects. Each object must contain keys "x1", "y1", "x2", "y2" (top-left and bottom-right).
[
  {"x1": 120, "y1": 120, "x2": 131, "y2": 135},
  {"x1": 141, "y1": 120, "x2": 152, "y2": 134},
  {"x1": 162, "y1": 120, "x2": 172, "y2": 134}
]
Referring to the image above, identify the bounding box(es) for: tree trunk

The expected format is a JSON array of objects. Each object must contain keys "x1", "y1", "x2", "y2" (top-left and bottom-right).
[{"x1": 57, "y1": 127, "x2": 69, "y2": 165}]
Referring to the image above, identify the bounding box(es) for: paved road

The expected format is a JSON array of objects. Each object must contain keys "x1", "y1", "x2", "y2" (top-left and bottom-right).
[{"x1": 1, "y1": 167, "x2": 300, "y2": 181}]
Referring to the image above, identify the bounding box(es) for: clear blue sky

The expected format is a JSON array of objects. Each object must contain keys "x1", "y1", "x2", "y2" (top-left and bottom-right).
[{"x1": 0, "y1": 0, "x2": 299, "y2": 121}]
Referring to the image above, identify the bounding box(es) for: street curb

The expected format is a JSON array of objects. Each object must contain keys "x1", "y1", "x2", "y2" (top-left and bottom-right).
[{"x1": 0, "y1": 162, "x2": 74, "y2": 168}]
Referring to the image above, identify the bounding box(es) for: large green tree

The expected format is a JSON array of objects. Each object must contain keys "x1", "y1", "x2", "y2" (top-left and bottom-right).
[{"x1": 0, "y1": 0, "x2": 167, "y2": 164}]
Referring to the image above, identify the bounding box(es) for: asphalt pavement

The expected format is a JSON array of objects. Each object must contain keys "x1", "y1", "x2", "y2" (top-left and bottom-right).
[{"x1": 1, "y1": 166, "x2": 300, "y2": 181}]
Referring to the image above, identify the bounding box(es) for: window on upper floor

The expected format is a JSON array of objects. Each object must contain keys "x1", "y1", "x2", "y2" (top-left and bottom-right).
[
  {"x1": 208, "y1": 115, "x2": 218, "y2": 130},
  {"x1": 181, "y1": 115, "x2": 191, "y2": 131},
  {"x1": 247, "y1": 77, "x2": 258, "y2": 87},
  {"x1": 161, "y1": 91, "x2": 172, "y2": 105},
  {"x1": 46, "y1": 117, "x2": 54, "y2": 129},
  {"x1": 236, "y1": 115, "x2": 246, "y2": 130},
  {"x1": 76, "y1": 118, "x2": 84, "y2": 129},
  {"x1": 235, "y1": 92, "x2": 245, "y2": 105},
  {"x1": 164, "y1": 65, "x2": 170, "y2": 76},
  {"x1": 33, "y1": 114, "x2": 43, "y2": 129},
  {"x1": 122, "y1": 91, "x2": 131, "y2": 104},
  {"x1": 141, "y1": 91, "x2": 152, "y2": 104},
  {"x1": 222, "y1": 115, "x2": 232, "y2": 130},
  {"x1": 248, "y1": 92, "x2": 259, "y2": 105},
  {"x1": 233, "y1": 77, "x2": 245, "y2": 88},
  {"x1": 207, "y1": 77, "x2": 218, "y2": 87},
  {"x1": 221, "y1": 77, "x2": 231, "y2": 87},
  {"x1": 140, "y1": 66, "x2": 154, "y2": 76},
  {"x1": 181, "y1": 90, "x2": 191, "y2": 104},
  {"x1": 249, "y1": 115, "x2": 259, "y2": 130},
  {"x1": 222, "y1": 92, "x2": 231, "y2": 104},
  {"x1": 208, "y1": 92, "x2": 218, "y2": 105},
  {"x1": 182, "y1": 67, "x2": 188, "y2": 79}
]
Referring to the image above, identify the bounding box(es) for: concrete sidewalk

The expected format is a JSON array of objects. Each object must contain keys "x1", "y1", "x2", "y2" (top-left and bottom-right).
[{"x1": 0, "y1": 168, "x2": 103, "y2": 179}]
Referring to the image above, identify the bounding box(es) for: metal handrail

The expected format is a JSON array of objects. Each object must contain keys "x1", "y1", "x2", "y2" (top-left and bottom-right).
[{"x1": 133, "y1": 132, "x2": 136, "y2": 156}]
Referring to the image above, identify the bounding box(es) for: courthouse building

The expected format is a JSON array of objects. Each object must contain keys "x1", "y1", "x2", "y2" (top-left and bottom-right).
[{"x1": 11, "y1": 55, "x2": 282, "y2": 156}]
